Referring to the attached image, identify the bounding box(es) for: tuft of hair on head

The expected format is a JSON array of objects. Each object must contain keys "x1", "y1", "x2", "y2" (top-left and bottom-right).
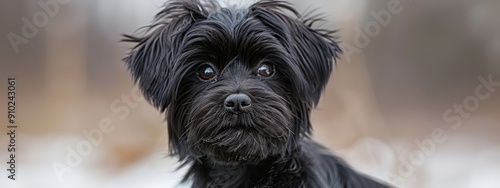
[{"x1": 121, "y1": 0, "x2": 217, "y2": 112}]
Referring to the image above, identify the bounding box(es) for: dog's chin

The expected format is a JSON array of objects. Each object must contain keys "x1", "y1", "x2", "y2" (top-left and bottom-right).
[{"x1": 198, "y1": 128, "x2": 286, "y2": 166}]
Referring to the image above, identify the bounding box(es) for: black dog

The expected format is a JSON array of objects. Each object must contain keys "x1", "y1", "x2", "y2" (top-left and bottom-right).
[{"x1": 123, "y1": 0, "x2": 389, "y2": 187}]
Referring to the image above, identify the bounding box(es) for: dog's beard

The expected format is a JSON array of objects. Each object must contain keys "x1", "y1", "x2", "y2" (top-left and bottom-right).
[{"x1": 182, "y1": 82, "x2": 293, "y2": 165}]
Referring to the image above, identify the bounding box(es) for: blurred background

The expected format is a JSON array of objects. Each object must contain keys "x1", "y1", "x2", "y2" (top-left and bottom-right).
[{"x1": 1, "y1": 0, "x2": 499, "y2": 187}]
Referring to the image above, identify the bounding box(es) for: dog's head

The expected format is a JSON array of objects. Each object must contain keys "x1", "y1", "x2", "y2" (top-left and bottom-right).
[{"x1": 124, "y1": 0, "x2": 341, "y2": 165}]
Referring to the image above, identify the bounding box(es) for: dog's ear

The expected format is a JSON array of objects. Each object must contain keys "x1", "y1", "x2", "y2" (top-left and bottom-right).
[
  {"x1": 250, "y1": 1, "x2": 342, "y2": 106},
  {"x1": 122, "y1": 0, "x2": 211, "y2": 112}
]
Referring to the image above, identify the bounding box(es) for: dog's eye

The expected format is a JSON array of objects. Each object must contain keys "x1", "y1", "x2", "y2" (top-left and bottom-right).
[
  {"x1": 198, "y1": 65, "x2": 217, "y2": 80},
  {"x1": 257, "y1": 63, "x2": 274, "y2": 77}
]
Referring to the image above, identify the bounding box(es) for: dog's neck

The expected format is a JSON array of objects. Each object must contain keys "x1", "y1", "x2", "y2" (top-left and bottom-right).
[{"x1": 186, "y1": 152, "x2": 307, "y2": 188}]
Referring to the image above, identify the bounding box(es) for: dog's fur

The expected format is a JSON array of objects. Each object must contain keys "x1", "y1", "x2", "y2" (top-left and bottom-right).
[{"x1": 123, "y1": 0, "x2": 389, "y2": 187}]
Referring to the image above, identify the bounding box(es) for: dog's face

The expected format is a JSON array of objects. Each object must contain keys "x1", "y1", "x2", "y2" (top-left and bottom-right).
[{"x1": 124, "y1": 0, "x2": 341, "y2": 165}]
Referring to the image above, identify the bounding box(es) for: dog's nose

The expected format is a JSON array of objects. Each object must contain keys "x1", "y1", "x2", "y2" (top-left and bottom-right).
[{"x1": 224, "y1": 93, "x2": 251, "y2": 112}]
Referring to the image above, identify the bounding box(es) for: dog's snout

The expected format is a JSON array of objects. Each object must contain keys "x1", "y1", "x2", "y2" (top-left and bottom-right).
[{"x1": 224, "y1": 93, "x2": 251, "y2": 112}]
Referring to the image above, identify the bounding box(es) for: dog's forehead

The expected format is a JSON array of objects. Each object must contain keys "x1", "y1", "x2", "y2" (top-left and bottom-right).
[{"x1": 182, "y1": 7, "x2": 285, "y2": 69}]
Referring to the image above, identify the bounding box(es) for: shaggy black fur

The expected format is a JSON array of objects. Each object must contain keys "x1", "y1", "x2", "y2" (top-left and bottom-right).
[{"x1": 123, "y1": 0, "x2": 389, "y2": 187}]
